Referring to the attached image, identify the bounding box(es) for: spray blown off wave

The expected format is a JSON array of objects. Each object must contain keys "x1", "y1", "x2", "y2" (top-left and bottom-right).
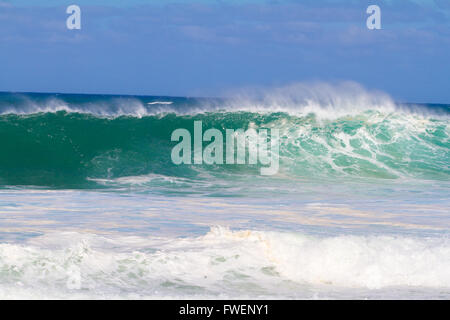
[{"x1": 0, "y1": 84, "x2": 448, "y2": 188}]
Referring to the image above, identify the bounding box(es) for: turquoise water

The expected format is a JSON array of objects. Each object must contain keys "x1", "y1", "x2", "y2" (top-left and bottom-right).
[{"x1": 0, "y1": 91, "x2": 449, "y2": 299}]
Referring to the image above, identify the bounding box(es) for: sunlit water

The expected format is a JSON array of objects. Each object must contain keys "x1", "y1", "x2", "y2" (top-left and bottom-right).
[{"x1": 0, "y1": 88, "x2": 449, "y2": 299}]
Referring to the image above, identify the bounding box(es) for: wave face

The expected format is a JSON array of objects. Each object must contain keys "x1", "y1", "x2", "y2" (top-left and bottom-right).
[
  {"x1": 1, "y1": 227, "x2": 449, "y2": 299},
  {"x1": 0, "y1": 89, "x2": 449, "y2": 188}
]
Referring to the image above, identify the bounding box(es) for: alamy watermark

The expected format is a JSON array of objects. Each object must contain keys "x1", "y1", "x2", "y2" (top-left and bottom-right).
[
  {"x1": 65, "y1": 5, "x2": 381, "y2": 31},
  {"x1": 66, "y1": 5, "x2": 81, "y2": 30},
  {"x1": 367, "y1": 5, "x2": 381, "y2": 30},
  {"x1": 171, "y1": 121, "x2": 279, "y2": 176}
]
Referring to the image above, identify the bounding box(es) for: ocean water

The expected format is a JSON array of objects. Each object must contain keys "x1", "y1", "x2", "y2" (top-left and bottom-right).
[{"x1": 0, "y1": 86, "x2": 449, "y2": 299}]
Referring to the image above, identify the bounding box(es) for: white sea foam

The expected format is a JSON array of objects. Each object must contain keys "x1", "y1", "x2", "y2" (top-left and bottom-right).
[
  {"x1": 88, "y1": 173, "x2": 192, "y2": 186},
  {"x1": 0, "y1": 227, "x2": 449, "y2": 299},
  {"x1": 147, "y1": 101, "x2": 173, "y2": 105}
]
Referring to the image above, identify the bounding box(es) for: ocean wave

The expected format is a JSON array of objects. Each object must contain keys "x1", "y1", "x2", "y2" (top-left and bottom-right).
[
  {"x1": 0, "y1": 109, "x2": 448, "y2": 187},
  {"x1": 0, "y1": 85, "x2": 448, "y2": 187},
  {"x1": 0, "y1": 227, "x2": 449, "y2": 299}
]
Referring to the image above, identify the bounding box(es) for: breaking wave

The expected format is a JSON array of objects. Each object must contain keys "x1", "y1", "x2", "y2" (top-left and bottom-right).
[
  {"x1": 0, "y1": 84, "x2": 448, "y2": 188},
  {"x1": 0, "y1": 227, "x2": 449, "y2": 299}
]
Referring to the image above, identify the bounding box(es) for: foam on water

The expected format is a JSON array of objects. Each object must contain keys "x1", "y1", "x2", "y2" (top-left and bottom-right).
[{"x1": 0, "y1": 227, "x2": 449, "y2": 299}]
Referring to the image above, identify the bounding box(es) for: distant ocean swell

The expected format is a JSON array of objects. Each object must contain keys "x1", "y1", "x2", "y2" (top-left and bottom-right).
[{"x1": 0, "y1": 90, "x2": 448, "y2": 188}]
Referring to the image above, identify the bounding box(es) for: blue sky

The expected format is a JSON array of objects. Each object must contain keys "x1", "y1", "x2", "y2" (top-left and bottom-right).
[{"x1": 0, "y1": 0, "x2": 449, "y2": 103}]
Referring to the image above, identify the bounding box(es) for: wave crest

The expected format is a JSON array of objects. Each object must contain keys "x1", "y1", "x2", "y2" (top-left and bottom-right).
[{"x1": 1, "y1": 83, "x2": 448, "y2": 118}]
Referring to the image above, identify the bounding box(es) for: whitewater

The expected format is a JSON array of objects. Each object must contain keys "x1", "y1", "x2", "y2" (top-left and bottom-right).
[{"x1": 0, "y1": 83, "x2": 449, "y2": 299}]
